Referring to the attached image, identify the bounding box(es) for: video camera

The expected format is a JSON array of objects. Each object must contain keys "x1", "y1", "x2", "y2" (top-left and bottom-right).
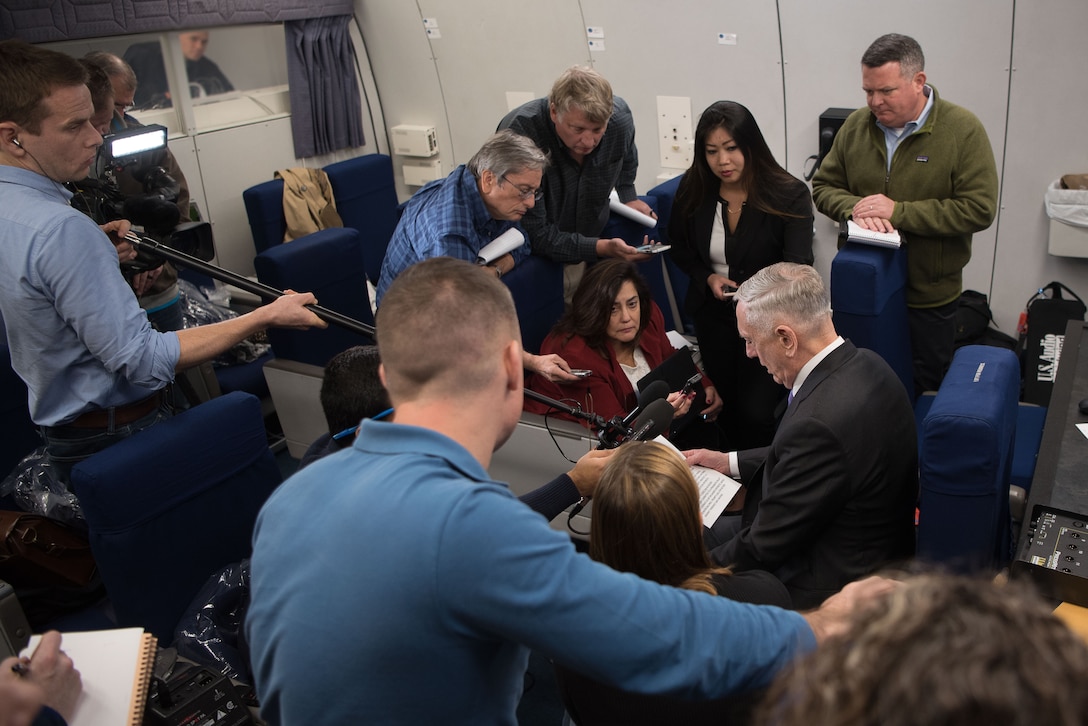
[{"x1": 70, "y1": 124, "x2": 213, "y2": 275}]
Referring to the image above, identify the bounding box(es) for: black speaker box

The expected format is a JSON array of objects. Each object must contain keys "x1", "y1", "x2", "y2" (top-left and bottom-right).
[{"x1": 818, "y1": 107, "x2": 855, "y2": 159}]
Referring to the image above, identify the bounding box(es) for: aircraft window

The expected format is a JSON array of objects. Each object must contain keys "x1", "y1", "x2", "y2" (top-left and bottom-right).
[{"x1": 41, "y1": 25, "x2": 290, "y2": 135}]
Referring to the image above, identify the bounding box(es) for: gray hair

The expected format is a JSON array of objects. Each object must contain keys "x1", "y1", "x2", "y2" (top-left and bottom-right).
[
  {"x1": 82, "y1": 50, "x2": 138, "y2": 92},
  {"x1": 466, "y1": 129, "x2": 548, "y2": 182},
  {"x1": 735, "y1": 262, "x2": 830, "y2": 338},
  {"x1": 862, "y1": 33, "x2": 925, "y2": 78}
]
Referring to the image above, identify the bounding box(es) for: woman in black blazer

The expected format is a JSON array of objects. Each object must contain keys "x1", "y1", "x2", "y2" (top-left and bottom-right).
[{"x1": 669, "y1": 101, "x2": 813, "y2": 449}]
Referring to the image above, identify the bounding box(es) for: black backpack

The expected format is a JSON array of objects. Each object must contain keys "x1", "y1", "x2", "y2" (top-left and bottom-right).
[{"x1": 954, "y1": 290, "x2": 1016, "y2": 350}]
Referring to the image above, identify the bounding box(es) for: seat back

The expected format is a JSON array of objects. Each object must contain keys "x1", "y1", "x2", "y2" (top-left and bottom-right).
[
  {"x1": 0, "y1": 342, "x2": 38, "y2": 478},
  {"x1": 917, "y1": 345, "x2": 1019, "y2": 573},
  {"x1": 242, "y1": 178, "x2": 288, "y2": 254},
  {"x1": 70, "y1": 392, "x2": 280, "y2": 640},
  {"x1": 831, "y1": 242, "x2": 913, "y2": 398},
  {"x1": 323, "y1": 154, "x2": 399, "y2": 284},
  {"x1": 502, "y1": 255, "x2": 565, "y2": 355},
  {"x1": 254, "y1": 227, "x2": 375, "y2": 368}
]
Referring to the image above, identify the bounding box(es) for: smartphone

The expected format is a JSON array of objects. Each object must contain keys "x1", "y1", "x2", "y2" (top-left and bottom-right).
[
  {"x1": 680, "y1": 372, "x2": 703, "y2": 396},
  {"x1": 634, "y1": 244, "x2": 672, "y2": 254},
  {"x1": 570, "y1": 369, "x2": 593, "y2": 378}
]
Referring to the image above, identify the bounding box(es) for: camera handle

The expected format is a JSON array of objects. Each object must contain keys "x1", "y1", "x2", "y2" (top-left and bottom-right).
[{"x1": 124, "y1": 232, "x2": 375, "y2": 338}]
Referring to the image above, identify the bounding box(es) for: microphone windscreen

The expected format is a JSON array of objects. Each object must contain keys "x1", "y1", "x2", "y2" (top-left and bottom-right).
[
  {"x1": 638, "y1": 379, "x2": 670, "y2": 407},
  {"x1": 630, "y1": 398, "x2": 674, "y2": 442}
]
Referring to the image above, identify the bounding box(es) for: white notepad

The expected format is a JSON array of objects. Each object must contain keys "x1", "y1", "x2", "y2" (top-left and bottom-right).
[
  {"x1": 24, "y1": 627, "x2": 157, "y2": 726},
  {"x1": 846, "y1": 219, "x2": 901, "y2": 248}
]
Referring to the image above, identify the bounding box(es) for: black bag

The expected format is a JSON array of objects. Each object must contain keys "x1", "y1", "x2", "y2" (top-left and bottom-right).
[
  {"x1": 954, "y1": 290, "x2": 1017, "y2": 350},
  {"x1": 1018, "y1": 282, "x2": 1087, "y2": 405}
]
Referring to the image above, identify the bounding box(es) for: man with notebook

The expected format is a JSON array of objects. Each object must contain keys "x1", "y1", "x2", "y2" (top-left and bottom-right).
[
  {"x1": 246, "y1": 257, "x2": 895, "y2": 725},
  {"x1": 376, "y1": 129, "x2": 578, "y2": 383},
  {"x1": 812, "y1": 33, "x2": 998, "y2": 395},
  {"x1": 376, "y1": 129, "x2": 545, "y2": 303}
]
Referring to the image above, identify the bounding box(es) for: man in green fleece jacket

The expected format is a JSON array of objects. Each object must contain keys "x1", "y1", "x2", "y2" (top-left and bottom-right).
[{"x1": 812, "y1": 33, "x2": 998, "y2": 396}]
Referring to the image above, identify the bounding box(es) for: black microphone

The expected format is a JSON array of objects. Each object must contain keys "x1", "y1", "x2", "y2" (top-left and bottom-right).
[
  {"x1": 568, "y1": 397, "x2": 677, "y2": 522},
  {"x1": 622, "y1": 379, "x2": 670, "y2": 427},
  {"x1": 627, "y1": 398, "x2": 675, "y2": 442}
]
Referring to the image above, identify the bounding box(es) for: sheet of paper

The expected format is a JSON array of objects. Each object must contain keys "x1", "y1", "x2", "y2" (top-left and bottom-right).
[
  {"x1": 653, "y1": 436, "x2": 740, "y2": 522},
  {"x1": 1077, "y1": 422, "x2": 1088, "y2": 440},
  {"x1": 608, "y1": 190, "x2": 657, "y2": 228},
  {"x1": 666, "y1": 330, "x2": 691, "y2": 350},
  {"x1": 476, "y1": 228, "x2": 525, "y2": 264}
]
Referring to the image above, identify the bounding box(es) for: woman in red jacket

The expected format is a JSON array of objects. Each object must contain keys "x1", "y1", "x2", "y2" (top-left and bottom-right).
[{"x1": 525, "y1": 259, "x2": 721, "y2": 437}]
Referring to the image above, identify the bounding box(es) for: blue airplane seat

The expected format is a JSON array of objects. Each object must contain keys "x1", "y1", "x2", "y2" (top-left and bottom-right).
[
  {"x1": 323, "y1": 154, "x2": 400, "y2": 285},
  {"x1": 502, "y1": 255, "x2": 565, "y2": 355},
  {"x1": 254, "y1": 227, "x2": 375, "y2": 368},
  {"x1": 0, "y1": 342, "x2": 39, "y2": 482},
  {"x1": 242, "y1": 177, "x2": 288, "y2": 255},
  {"x1": 831, "y1": 242, "x2": 913, "y2": 399},
  {"x1": 70, "y1": 391, "x2": 280, "y2": 641},
  {"x1": 916, "y1": 345, "x2": 1019, "y2": 573}
]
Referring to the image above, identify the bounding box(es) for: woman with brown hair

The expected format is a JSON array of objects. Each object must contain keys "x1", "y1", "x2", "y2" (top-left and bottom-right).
[
  {"x1": 554, "y1": 441, "x2": 789, "y2": 725},
  {"x1": 524, "y1": 259, "x2": 722, "y2": 440}
]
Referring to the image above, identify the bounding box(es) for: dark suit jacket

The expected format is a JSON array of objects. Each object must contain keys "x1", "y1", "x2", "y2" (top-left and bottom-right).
[
  {"x1": 668, "y1": 178, "x2": 813, "y2": 315},
  {"x1": 711, "y1": 341, "x2": 918, "y2": 609}
]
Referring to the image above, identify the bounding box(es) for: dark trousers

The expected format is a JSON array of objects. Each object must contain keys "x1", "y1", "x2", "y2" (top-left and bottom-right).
[
  {"x1": 692, "y1": 296, "x2": 785, "y2": 450},
  {"x1": 909, "y1": 299, "x2": 959, "y2": 397}
]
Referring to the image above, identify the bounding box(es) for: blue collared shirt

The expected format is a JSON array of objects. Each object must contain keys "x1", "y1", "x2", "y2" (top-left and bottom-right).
[
  {"x1": 876, "y1": 85, "x2": 935, "y2": 171},
  {"x1": 376, "y1": 165, "x2": 528, "y2": 304},
  {"x1": 0, "y1": 166, "x2": 179, "y2": 425}
]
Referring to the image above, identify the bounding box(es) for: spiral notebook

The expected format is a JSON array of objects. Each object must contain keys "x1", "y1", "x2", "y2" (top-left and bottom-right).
[{"x1": 24, "y1": 627, "x2": 157, "y2": 726}]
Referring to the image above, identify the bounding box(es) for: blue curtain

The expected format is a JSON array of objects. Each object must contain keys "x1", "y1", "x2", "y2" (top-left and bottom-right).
[{"x1": 285, "y1": 15, "x2": 365, "y2": 158}]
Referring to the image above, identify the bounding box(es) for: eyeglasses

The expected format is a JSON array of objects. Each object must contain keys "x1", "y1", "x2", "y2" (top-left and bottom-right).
[
  {"x1": 114, "y1": 103, "x2": 134, "y2": 115},
  {"x1": 500, "y1": 176, "x2": 543, "y2": 202}
]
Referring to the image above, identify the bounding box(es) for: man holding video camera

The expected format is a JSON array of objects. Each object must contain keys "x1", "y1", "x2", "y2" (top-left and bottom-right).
[
  {"x1": 81, "y1": 51, "x2": 189, "y2": 333},
  {"x1": 0, "y1": 39, "x2": 325, "y2": 483}
]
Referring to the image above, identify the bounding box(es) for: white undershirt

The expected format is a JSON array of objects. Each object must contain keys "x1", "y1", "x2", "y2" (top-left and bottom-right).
[
  {"x1": 619, "y1": 347, "x2": 651, "y2": 390},
  {"x1": 709, "y1": 201, "x2": 729, "y2": 277}
]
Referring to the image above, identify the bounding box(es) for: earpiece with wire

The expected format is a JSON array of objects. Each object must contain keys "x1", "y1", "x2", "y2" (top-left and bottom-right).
[{"x1": 12, "y1": 138, "x2": 22, "y2": 148}]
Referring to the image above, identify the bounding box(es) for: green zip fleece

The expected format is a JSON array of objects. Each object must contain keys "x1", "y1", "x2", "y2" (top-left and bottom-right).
[{"x1": 812, "y1": 86, "x2": 998, "y2": 308}]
